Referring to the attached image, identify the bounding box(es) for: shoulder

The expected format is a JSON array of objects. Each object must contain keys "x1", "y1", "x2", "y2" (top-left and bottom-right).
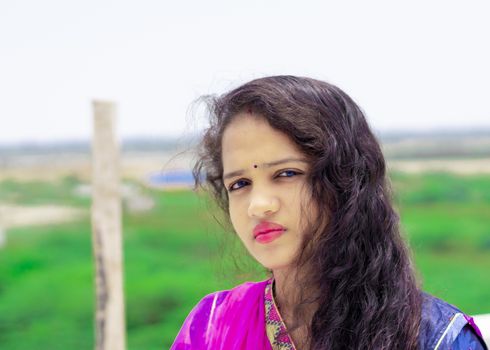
[
  {"x1": 188, "y1": 279, "x2": 267, "y2": 316},
  {"x1": 192, "y1": 279, "x2": 268, "y2": 307},
  {"x1": 193, "y1": 279, "x2": 269, "y2": 311},
  {"x1": 452, "y1": 325, "x2": 487, "y2": 350},
  {"x1": 420, "y1": 292, "x2": 487, "y2": 349},
  {"x1": 170, "y1": 279, "x2": 269, "y2": 349}
]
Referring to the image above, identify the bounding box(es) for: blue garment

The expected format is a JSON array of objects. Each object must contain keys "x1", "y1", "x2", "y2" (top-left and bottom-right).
[
  {"x1": 420, "y1": 292, "x2": 487, "y2": 349},
  {"x1": 452, "y1": 325, "x2": 486, "y2": 350}
]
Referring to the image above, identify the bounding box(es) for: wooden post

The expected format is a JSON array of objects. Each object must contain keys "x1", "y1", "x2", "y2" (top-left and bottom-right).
[
  {"x1": 0, "y1": 227, "x2": 6, "y2": 249},
  {"x1": 91, "y1": 101, "x2": 126, "y2": 350}
]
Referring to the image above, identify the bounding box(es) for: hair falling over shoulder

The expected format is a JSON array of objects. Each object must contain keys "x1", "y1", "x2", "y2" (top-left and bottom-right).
[{"x1": 192, "y1": 75, "x2": 422, "y2": 350}]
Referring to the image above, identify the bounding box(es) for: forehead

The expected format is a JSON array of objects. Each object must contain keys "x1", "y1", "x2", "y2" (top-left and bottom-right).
[{"x1": 221, "y1": 113, "x2": 305, "y2": 171}]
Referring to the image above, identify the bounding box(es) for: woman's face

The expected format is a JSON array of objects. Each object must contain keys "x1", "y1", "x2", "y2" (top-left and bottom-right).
[{"x1": 221, "y1": 112, "x2": 316, "y2": 273}]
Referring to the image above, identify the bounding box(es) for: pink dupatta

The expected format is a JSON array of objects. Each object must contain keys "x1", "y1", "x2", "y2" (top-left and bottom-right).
[{"x1": 170, "y1": 279, "x2": 273, "y2": 350}]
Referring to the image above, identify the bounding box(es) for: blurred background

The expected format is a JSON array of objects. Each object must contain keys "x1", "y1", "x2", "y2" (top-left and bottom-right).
[{"x1": 0, "y1": 1, "x2": 489, "y2": 349}]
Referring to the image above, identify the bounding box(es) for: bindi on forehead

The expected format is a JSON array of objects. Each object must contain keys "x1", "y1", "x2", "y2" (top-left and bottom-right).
[{"x1": 223, "y1": 157, "x2": 308, "y2": 180}]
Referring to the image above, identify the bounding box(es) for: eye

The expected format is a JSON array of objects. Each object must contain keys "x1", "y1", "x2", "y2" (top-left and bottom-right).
[
  {"x1": 228, "y1": 179, "x2": 250, "y2": 192},
  {"x1": 276, "y1": 169, "x2": 301, "y2": 178},
  {"x1": 227, "y1": 170, "x2": 302, "y2": 192}
]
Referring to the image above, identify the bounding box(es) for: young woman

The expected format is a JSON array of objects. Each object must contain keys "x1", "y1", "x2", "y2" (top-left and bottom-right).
[{"x1": 170, "y1": 76, "x2": 487, "y2": 349}]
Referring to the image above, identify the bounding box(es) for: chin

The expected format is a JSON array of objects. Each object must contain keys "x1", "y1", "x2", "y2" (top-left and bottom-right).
[{"x1": 258, "y1": 258, "x2": 293, "y2": 272}]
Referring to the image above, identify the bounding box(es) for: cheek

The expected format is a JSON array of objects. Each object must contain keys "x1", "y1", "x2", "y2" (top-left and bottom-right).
[
  {"x1": 296, "y1": 186, "x2": 317, "y2": 228},
  {"x1": 228, "y1": 199, "x2": 237, "y2": 223},
  {"x1": 228, "y1": 200, "x2": 245, "y2": 234}
]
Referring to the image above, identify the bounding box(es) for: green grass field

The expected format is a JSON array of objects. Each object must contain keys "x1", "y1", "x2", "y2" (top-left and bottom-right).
[{"x1": 0, "y1": 172, "x2": 489, "y2": 349}]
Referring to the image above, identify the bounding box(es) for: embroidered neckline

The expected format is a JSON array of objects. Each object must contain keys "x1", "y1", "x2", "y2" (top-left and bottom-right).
[{"x1": 265, "y1": 278, "x2": 297, "y2": 350}]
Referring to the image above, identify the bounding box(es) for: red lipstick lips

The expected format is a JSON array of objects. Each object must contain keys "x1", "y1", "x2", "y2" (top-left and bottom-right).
[{"x1": 253, "y1": 221, "x2": 286, "y2": 244}]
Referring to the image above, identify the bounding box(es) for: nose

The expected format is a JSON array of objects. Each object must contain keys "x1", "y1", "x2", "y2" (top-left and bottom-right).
[{"x1": 247, "y1": 190, "x2": 280, "y2": 218}]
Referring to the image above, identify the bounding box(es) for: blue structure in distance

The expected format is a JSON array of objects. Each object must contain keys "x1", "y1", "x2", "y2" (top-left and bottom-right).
[{"x1": 147, "y1": 169, "x2": 200, "y2": 188}]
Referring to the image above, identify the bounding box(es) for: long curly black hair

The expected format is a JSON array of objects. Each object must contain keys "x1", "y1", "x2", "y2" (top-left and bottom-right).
[{"x1": 192, "y1": 75, "x2": 422, "y2": 349}]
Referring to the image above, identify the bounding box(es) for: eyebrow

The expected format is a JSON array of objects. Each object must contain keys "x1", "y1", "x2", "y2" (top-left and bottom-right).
[{"x1": 222, "y1": 157, "x2": 309, "y2": 180}]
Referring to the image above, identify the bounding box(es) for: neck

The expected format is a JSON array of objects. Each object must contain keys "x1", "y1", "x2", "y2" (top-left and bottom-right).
[
  {"x1": 272, "y1": 268, "x2": 318, "y2": 320},
  {"x1": 272, "y1": 268, "x2": 315, "y2": 349},
  {"x1": 272, "y1": 268, "x2": 296, "y2": 311}
]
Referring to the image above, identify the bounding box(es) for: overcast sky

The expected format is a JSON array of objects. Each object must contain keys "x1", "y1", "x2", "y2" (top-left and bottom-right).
[{"x1": 0, "y1": 0, "x2": 489, "y2": 145}]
